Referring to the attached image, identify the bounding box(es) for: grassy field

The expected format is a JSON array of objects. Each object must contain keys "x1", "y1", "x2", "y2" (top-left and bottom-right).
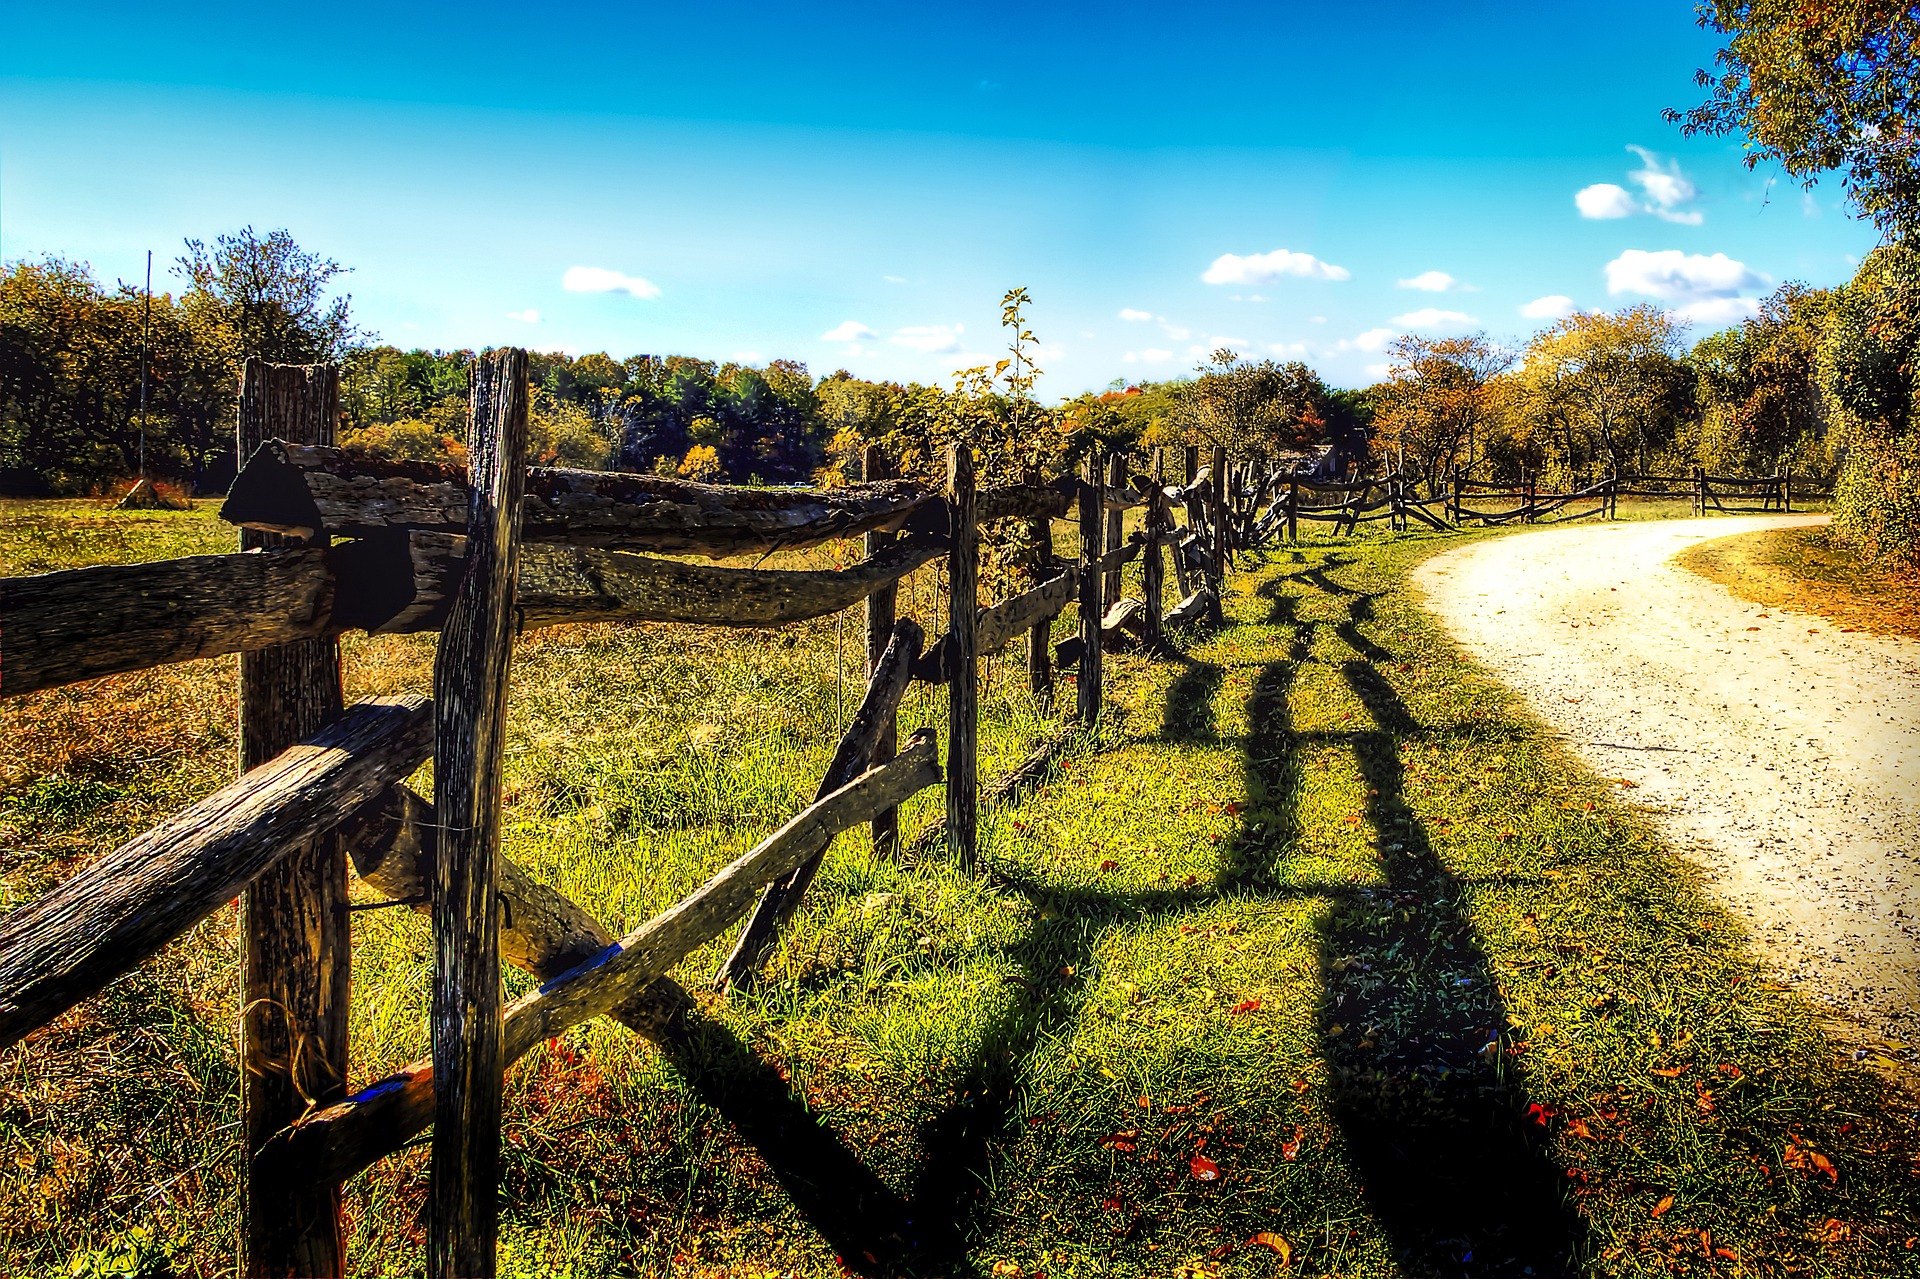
[
  {"x1": 1676, "y1": 522, "x2": 1919, "y2": 640},
  {"x1": 1, "y1": 499, "x2": 1913, "y2": 1278}
]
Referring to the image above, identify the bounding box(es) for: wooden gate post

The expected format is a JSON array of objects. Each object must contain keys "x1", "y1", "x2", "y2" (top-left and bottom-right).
[
  {"x1": 1694, "y1": 466, "x2": 1706, "y2": 516},
  {"x1": 1184, "y1": 444, "x2": 1199, "y2": 489},
  {"x1": 1142, "y1": 447, "x2": 1165, "y2": 647},
  {"x1": 429, "y1": 348, "x2": 531, "y2": 1279},
  {"x1": 864, "y1": 443, "x2": 899, "y2": 858},
  {"x1": 1077, "y1": 451, "x2": 1104, "y2": 725},
  {"x1": 1782, "y1": 472, "x2": 1792, "y2": 514},
  {"x1": 238, "y1": 360, "x2": 349, "y2": 1279},
  {"x1": 1023, "y1": 465, "x2": 1053, "y2": 707},
  {"x1": 1103, "y1": 452, "x2": 1125, "y2": 603},
  {"x1": 1288, "y1": 467, "x2": 1300, "y2": 542},
  {"x1": 946, "y1": 443, "x2": 978, "y2": 862}
]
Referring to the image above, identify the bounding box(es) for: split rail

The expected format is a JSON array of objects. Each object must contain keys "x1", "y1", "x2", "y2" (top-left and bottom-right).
[{"x1": 0, "y1": 354, "x2": 1233, "y2": 1276}]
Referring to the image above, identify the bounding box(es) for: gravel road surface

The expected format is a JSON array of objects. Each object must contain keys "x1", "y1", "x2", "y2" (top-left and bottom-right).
[{"x1": 1414, "y1": 516, "x2": 1920, "y2": 1041}]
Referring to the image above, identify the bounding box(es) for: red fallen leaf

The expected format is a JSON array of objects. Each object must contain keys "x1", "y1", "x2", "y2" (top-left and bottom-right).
[
  {"x1": 1100, "y1": 1129, "x2": 1140, "y2": 1152},
  {"x1": 1281, "y1": 1126, "x2": 1304, "y2": 1161},
  {"x1": 1526, "y1": 1103, "x2": 1559, "y2": 1127},
  {"x1": 1207, "y1": 1243, "x2": 1234, "y2": 1260},
  {"x1": 1098, "y1": 859, "x2": 1120, "y2": 873},
  {"x1": 1182, "y1": 874, "x2": 1199, "y2": 887},
  {"x1": 1650, "y1": 1194, "x2": 1674, "y2": 1217},
  {"x1": 1650, "y1": 1065, "x2": 1687, "y2": 1078},
  {"x1": 1230, "y1": 999, "x2": 1262, "y2": 1015},
  {"x1": 1250, "y1": 1231, "x2": 1292, "y2": 1262},
  {"x1": 1189, "y1": 1154, "x2": 1221, "y2": 1181},
  {"x1": 1565, "y1": 1118, "x2": 1595, "y2": 1140},
  {"x1": 1718, "y1": 1063, "x2": 1743, "y2": 1079},
  {"x1": 1784, "y1": 1137, "x2": 1838, "y2": 1183},
  {"x1": 1396, "y1": 663, "x2": 1412, "y2": 672},
  {"x1": 1223, "y1": 801, "x2": 1242, "y2": 816}
]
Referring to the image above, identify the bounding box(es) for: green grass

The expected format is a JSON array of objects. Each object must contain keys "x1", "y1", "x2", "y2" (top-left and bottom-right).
[{"x1": 1, "y1": 501, "x2": 1913, "y2": 1278}]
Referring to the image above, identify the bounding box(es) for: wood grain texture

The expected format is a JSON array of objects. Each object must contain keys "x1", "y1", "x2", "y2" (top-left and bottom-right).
[
  {"x1": 861, "y1": 445, "x2": 899, "y2": 860},
  {"x1": 1142, "y1": 449, "x2": 1165, "y2": 646},
  {"x1": 223, "y1": 441, "x2": 939, "y2": 558},
  {"x1": 946, "y1": 445, "x2": 978, "y2": 864},
  {"x1": 236, "y1": 361, "x2": 350, "y2": 1279},
  {"x1": 1076, "y1": 453, "x2": 1104, "y2": 725},
  {"x1": 1103, "y1": 454, "x2": 1125, "y2": 603},
  {"x1": 715, "y1": 617, "x2": 924, "y2": 988},
  {"x1": 429, "y1": 350, "x2": 529, "y2": 1278},
  {"x1": 0, "y1": 696, "x2": 432, "y2": 1054},
  {"x1": 976, "y1": 482, "x2": 1071, "y2": 525},
  {"x1": 265, "y1": 733, "x2": 942, "y2": 1189}
]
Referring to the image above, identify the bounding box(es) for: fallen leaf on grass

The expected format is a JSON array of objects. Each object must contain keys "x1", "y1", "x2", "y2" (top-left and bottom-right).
[
  {"x1": 1614, "y1": 778, "x2": 1638, "y2": 788},
  {"x1": 1816, "y1": 1219, "x2": 1852, "y2": 1244},
  {"x1": 1281, "y1": 1126, "x2": 1304, "y2": 1161},
  {"x1": 1230, "y1": 999, "x2": 1262, "y2": 1015},
  {"x1": 1249, "y1": 1232, "x2": 1292, "y2": 1262},
  {"x1": 1784, "y1": 1137, "x2": 1838, "y2": 1183},
  {"x1": 1100, "y1": 1129, "x2": 1140, "y2": 1152},
  {"x1": 1650, "y1": 1066, "x2": 1687, "y2": 1078},
  {"x1": 1098, "y1": 859, "x2": 1120, "y2": 873},
  {"x1": 1190, "y1": 1154, "x2": 1221, "y2": 1181},
  {"x1": 1565, "y1": 1118, "x2": 1595, "y2": 1140},
  {"x1": 1650, "y1": 1194, "x2": 1674, "y2": 1217}
]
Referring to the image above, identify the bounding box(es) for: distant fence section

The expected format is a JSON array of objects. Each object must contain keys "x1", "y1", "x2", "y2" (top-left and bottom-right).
[{"x1": 0, "y1": 354, "x2": 1239, "y2": 1277}]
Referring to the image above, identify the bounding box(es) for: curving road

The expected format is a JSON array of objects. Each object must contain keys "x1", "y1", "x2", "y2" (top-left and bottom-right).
[{"x1": 1414, "y1": 516, "x2": 1920, "y2": 1042}]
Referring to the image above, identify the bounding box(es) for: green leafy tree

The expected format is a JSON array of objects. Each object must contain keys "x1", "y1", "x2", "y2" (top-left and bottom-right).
[
  {"x1": 178, "y1": 226, "x2": 358, "y2": 366},
  {"x1": 1670, "y1": 0, "x2": 1920, "y2": 237},
  {"x1": 1509, "y1": 305, "x2": 1696, "y2": 480},
  {"x1": 1688, "y1": 283, "x2": 1834, "y2": 475},
  {"x1": 1819, "y1": 241, "x2": 1920, "y2": 568}
]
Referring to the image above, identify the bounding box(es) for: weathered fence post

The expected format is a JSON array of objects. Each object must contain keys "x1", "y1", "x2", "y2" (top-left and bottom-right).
[
  {"x1": 1782, "y1": 471, "x2": 1792, "y2": 514},
  {"x1": 1104, "y1": 452, "x2": 1125, "y2": 604},
  {"x1": 1209, "y1": 445, "x2": 1228, "y2": 623},
  {"x1": 238, "y1": 360, "x2": 349, "y2": 1279},
  {"x1": 1023, "y1": 465, "x2": 1053, "y2": 707},
  {"x1": 1288, "y1": 467, "x2": 1300, "y2": 542},
  {"x1": 1077, "y1": 451, "x2": 1104, "y2": 725},
  {"x1": 946, "y1": 443, "x2": 978, "y2": 862},
  {"x1": 864, "y1": 443, "x2": 899, "y2": 858},
  {"x1": 430, "y1": 348, "x2": 530, "y2": 1279},
  {"x1": 1143, "y1": 447, "x2": 1165, "y2": 648},
  {"x1": 1184, "y1": 444, "x2": 1199, "y2": 490}
]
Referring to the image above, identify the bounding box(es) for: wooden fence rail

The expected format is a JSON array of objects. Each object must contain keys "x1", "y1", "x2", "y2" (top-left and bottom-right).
[{"x1": 0, "y1": 358, "x2": 1243, "y2": 1274}]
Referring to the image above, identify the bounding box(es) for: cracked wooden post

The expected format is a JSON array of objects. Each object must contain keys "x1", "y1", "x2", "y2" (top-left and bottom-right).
[
  {"x1": 1288, "y1": 466, "x2": 1301, "y2": 543},
  {"x1": 1142, "y1": 447, "x2": 1164, "y2": 648},
  {"x1": 238, "y1": 360, "x2": 348, "y2": 1279},
  {"x1": 863, "y1": 443, "x2": 899, "y2": 859},
  {"x1": 946, "y1": 443, "x2": 978, "y2": 863},
  {"x1": 430, "y1": 348, "x2": 530, "y2": 1279},
  {"x1": 1024, "y1": 465, "x2": 1053, "y2": 706},
  {"x1": 1076, "y1": 450, "x2": 1104, "y2": 725}
]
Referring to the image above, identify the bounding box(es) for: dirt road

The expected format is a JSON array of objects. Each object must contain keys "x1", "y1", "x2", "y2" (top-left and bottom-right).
[{"x1": 1414, "y1": 516, "x2": 1920, "y2": 1042}]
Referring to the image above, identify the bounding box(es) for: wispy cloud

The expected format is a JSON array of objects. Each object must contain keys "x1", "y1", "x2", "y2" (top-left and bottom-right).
[
  {"x1": 561, "y1": 265, "x2": 661, "y2": 298},
  {"x1": 1397, "y1": 270, "x2": 1461, "y2": 292},
  {"x1": 1202, "y1": 248, "x2": 1350, "y2": 285},
  {"x1": 1672, "y1": 296, "x2": 1761, "y2": 326},
  {"x1": 820, "y1": 320, "x2": 877, "y2": 342},
  {"x1": 890, "y1": 323, "x2": 964, "y2": 353},
  {"x1": 1519, "y1": 295, "x2": 1576, "y2": 320},
  {"x1": 505, "y1": 308, "x2": 541, "y2": 323},
  {"x1": 1118, "y1": 307, "x2": 1153, "y2": 321},
  {"x1": 1391, "y1": 307, "x2": 1475, "y2": 329},
  {"x1": 1575, "y1": 147, "x2": 1704, "y2": 224}
]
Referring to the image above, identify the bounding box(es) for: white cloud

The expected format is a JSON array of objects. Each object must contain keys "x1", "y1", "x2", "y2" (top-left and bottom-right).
[
  {"x1": 1268, "y1": 341, "x2": 1312, "y2": 360},
  {"x1": 1363, "y1": 362, "x2": 1392, "y2": 380},
  {"x1": 1519, "y1": 295, "x2": 1577, "y2": 320},
  {"x1": 1160, "y1": 319, "x2": 1191, "y2": 340},
  {"x1": 1398, "y1": 270, "x2": 1460, "y2": 292},
  {"x1": 1627, "y1": 146, "x2": 1702, "y2": 224},
  {"x1": 1391, "y1": 307, "x2": 1476, "y2": 329},
  {"x1": 1352, "y1": 327, "x2": 1397, "y2": 352},
  {"x1": 1123, "y1": 348, "x2": 1175, "y2": 364},
  {"x1": 505, "y1": 308, "x2": 541, "y2": 324},
  {"x1": 890, "y1": 323, "x2": 964, "y2": 354},
  {"x1": 1118, "y1": 307, "x2": 1153, "y2": 322},
  {"x1": 561, "y1": 265, "x2": 661, "y2": 298},
  {"x1": 1576, "y1": 183, "x2": 1638, "y2": 219},
  {"x1": 732, "y1": 351, "x2": 763, "y2": 363},
  {"x1": 820, "y1": 320, "x2": 877, "y2": 342},
  {"x1": 883, "y1": 274, "x2": 908, "y2": 284},
  {"x1": 1202, "y1": 248, "x2": 1351, "y2": 286},
  {"x1": 1604, "y1": 249, "x2": 1766, "y2": 300},
  {"x1": 1673, "y1": 296, "x2": 1762, "y2": 326}
]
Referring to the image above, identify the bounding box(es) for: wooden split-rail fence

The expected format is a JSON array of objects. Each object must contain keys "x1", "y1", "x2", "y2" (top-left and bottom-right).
[
  {"x1": 0, "y1": 355, "x2": 1240, "y2": 1277},
  {"x1": 1206, "y1": 462, "x2": 1826, "y2": 547}
]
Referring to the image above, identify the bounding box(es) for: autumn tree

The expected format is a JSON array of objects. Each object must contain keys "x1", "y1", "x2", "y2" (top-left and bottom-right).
[
  {"x1": 178, "y1": 227, "x2": 358, "y2": 366},
  {"x1": 1371, "y1": 333, "x2": 1514, "y2": 489},
  {"x1": 1172, "y1": 349, "x2": 1333, "y2": 462},
  {"x1": 1510, "y1": 305, "x2": 1695, "y2": 479},
  {"x1": 1819, "y1": 241, "x2": 1920, "y2": 568}
]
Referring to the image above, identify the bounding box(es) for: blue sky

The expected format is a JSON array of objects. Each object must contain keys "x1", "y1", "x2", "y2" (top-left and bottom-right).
[{"x1": 0, "y1": 0, "x2": 1882, "y2": 393}]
